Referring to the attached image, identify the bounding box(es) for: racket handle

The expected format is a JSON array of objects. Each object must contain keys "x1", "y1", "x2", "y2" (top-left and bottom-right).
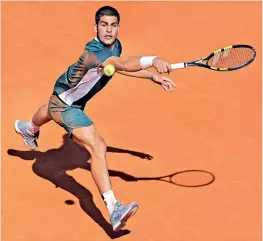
[{"x1": 171, "y1": 63, "x2": 186, "y2": 70}]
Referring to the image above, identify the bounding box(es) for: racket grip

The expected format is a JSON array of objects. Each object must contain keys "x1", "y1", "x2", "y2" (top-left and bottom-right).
[{"x1": 171, "y1": 63, "x2": 185, "y2": 70}]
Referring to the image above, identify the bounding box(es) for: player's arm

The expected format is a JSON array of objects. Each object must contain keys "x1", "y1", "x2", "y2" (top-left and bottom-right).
[
  {"x1": 102, "y1": 56, "x2": 172, "y2": 74},
  {"x1": 117, "y1": 69, "x2": 176, "y2": 92},
  {"x1": 117, "y1": 69, "x2": 152, "y2": 79}
]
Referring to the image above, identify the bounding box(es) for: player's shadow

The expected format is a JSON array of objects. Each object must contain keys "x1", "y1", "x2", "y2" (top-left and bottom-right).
[{"x1": 7, "y1": 134, "x2": 153, "y2": 239}]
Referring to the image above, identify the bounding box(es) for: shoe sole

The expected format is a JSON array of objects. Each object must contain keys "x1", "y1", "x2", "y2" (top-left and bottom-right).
[
  {"x1": 14, "y1": 120, "x2": 36, "y2": 151},
  {"x1": 113, "y1": 205, "x2": 138, "y2": 232}
]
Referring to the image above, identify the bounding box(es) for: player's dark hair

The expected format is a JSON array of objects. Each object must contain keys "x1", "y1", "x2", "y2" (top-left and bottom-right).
[{"x1": 95, "y1": 6, "x2": 120, "y2": 24}]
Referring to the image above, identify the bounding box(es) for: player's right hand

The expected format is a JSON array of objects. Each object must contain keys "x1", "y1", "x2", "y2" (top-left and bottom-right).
[{"x1": 152, "y1": 57, "x2": 172, "y2": 74}]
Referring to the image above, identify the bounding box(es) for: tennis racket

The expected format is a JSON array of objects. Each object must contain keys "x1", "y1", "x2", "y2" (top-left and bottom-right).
[
  {"x1": 136, "y1": 169, "x2": 215, "y2": 187},
  {"x1": 171, "y1": 44, "x2": 256, "y2": 71}
]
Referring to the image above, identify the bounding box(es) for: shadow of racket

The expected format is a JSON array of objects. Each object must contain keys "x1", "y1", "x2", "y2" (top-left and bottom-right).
[{"x1": 136, "y1": 169, "x2": 215, "y2": 187}]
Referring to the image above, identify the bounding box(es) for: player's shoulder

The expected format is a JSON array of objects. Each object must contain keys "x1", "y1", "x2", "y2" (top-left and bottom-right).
[
  {"x1": 115, "y1": 38, "x2": 122, "y2": 53},
  {"x1": 115, "y1": 38, "x2": 122, "y2": 46},
  {"x1": 85, "y1": 38, "x2": 104, "y2": 52}
]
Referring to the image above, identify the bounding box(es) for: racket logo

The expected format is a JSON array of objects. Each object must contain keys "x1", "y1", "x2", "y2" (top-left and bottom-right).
[{"x1": 224, "y1": 45, "x2": 233, "y2": 50}]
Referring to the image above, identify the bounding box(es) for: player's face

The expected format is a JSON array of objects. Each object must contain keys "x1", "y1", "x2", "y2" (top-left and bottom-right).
[{"x1": 95, "y1": 16, "x2": 119, "y2": 48}]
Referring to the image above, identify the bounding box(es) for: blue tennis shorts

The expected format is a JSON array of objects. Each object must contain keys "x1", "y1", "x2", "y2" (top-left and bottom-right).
[{"x1": 48, "y1": 94, "x2": 93, "y2": 136}]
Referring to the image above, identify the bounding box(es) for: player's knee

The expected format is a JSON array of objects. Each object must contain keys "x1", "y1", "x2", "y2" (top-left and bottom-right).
[
  {"x1": 72, "y1": 125, "x2": 107, "y2": 159},
  {"x1": 39, "y1": 104, "x2": 48, "y2": 112},
  {"x1": 39, "y1": 104, "x2": 51, "y2": 117}
]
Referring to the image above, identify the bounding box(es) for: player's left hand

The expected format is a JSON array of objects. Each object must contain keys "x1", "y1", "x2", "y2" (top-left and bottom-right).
[{"x1": 150, "y1": 73, "x2": 176, "y2": 91}]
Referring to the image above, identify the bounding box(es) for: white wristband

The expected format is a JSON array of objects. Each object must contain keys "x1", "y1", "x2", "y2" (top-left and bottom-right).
[{"x1": 140, "y1": 56, "x2": 157, "y2": 69}]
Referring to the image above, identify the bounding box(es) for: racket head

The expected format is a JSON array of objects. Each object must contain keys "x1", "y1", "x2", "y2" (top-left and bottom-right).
[{"x1": 202, "y1": 44, "x2": 256, "y2": 71}]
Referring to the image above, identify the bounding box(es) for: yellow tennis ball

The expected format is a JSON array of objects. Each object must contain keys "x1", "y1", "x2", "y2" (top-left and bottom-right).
[{"x1": 104, "y1": 64, "x2": 115, "y2": 77}]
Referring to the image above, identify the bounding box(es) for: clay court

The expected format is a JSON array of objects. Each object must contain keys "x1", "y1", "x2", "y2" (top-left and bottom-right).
[{"x1": 1, "y1": 1, "x2": 262, "y2": 241}]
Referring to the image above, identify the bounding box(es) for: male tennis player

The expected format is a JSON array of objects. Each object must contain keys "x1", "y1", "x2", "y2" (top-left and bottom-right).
[{"x1": 14, "y1": 6, "x2": 175, "y2": 231}]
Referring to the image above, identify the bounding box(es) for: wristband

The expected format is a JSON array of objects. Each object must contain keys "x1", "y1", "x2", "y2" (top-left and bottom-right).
[{"x1": 140, "y1": 56, "x2": 157, "y2": 69}]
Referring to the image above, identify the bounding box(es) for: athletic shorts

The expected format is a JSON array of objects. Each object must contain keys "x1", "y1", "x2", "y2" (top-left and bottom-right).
[{"x1": 48, "y1": 94, "x2": 93, "y2": 137}]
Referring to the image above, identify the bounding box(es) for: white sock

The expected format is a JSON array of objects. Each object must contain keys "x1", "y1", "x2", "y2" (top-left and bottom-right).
[
  {"x1": 28, "y1": 120, "x2": 40, "y2": 134},
  {"x1": 102, "y1": 190, "x2": 118, "y2": 215}
]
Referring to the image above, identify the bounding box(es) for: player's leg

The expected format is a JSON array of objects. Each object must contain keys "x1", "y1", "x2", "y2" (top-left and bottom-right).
[
  {"x1": 15, "y1": 104, "x2": 52, "y2": 150},
  {"x1": 72, "y1": 126, "x2": 111, "y2": 193},
  {"x1": 72, "y1": 126, "x2": 138, "y2": 231},
  {"x1": 48, "y1": 95, "x2": 138, "y2": 231}
]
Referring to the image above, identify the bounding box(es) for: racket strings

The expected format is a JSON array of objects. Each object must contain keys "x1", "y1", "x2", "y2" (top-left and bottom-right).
[{"x1": 208, "y1": 47, "x2": 255, "y2": 68}]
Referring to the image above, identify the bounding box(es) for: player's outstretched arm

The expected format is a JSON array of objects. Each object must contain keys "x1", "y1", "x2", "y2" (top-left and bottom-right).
[
  {"x1": 102, "y1": 56, "x2": 172, "y2": 74},
  {"x1": 117, "y1": 69, "x2": 175, "y2": 92},
  {"x1": 117, "y1": 69, "x2": 152, "y2": 78}
]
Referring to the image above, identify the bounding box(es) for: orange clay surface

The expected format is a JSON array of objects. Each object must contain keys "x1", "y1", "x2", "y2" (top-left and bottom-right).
[{"x1": 1, "y1": 2, "x2": 262, "y2": 241}]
